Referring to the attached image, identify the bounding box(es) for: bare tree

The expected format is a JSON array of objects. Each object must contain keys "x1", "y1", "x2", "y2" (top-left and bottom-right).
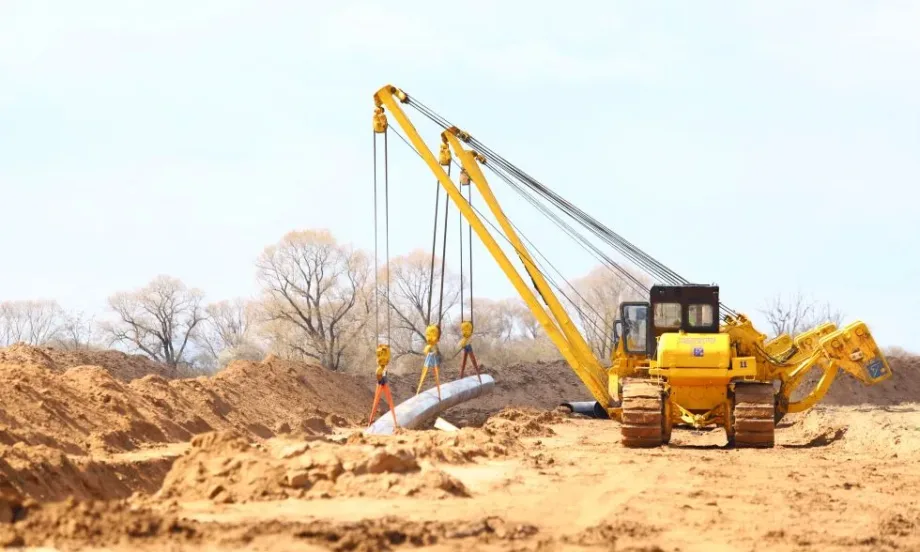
[
  {"x1": 568, "y1": 266, "x2": 649, "y2": 361},
  {"x1": 449, "y1": 296, "x2": 562, "y2": 367},
  {"x1": 468, "y1": 298, "x2": 518, "y2": 344},
  {"x1": 0, "y1": 300, "x2": 66, "y2": 346},
  {"x1": 382, "y1": 249, "x2": 460, "y2": 359},
  {"x1": 510, "y1": 299, "x2": 541, "y2": 340},
  {"x1": 100, "y1": 275, "x2": 206, "y2": 368},
  {"x1": 760, "y1": 291, "x2": 845, "y2": 338},
  {"x1": 255, "y1": 229, "x2": 371, "y2": 371},
  {"x1": 196, "y1": 298, "x2": 264, "y2": 368},
  {"x1": 56, "y1": 310, "x2": 97, "y2": 350}
]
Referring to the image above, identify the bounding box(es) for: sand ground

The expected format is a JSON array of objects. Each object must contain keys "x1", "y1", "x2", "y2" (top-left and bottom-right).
[
  {"x1": 0, "y1": 345, "x2": 918, "y2": 551},
  {"x1": 2, "y1": 404, "x2": 918, "y2": 551}
]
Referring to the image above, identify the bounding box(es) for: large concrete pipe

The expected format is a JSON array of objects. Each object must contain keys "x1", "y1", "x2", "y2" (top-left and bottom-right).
[{"x1": 365, "y1": 374, "x2": 496, "y2": 435}]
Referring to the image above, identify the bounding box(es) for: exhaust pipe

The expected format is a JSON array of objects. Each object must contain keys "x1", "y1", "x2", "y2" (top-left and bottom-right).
[{"x1": 560, "y1": 401, "x2": 609, "y2": 419}]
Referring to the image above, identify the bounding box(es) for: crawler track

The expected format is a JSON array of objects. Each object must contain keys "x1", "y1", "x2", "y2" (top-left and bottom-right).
[
  {"x1": 733, "y1": 383, "x2": 776, "y2": 447},
  {"x1": 620, "y1": 380, "x2": 666, "y2": 448}
]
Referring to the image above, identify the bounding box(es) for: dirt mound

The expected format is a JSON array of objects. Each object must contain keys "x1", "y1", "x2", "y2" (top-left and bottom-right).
[
  {"x1": 0, "y1": 352, "x2": 376, "y2": 457},
  {"x1": 480, "y1": 407, "x2": 571, "y2": 437},
  {"x1": 156, "y1": 431, "x2": 468, "y2": 503},
  {"x1": 0, "y1": 498, "x2": 199, "y2": 549},
  {"x1": 0, "y1": 443, "x2": 176, "y2": 503},
  {"x1": 349, "y1": 428, "x2": 516, "y2": 465},
  {"x1": 820, "y1": 353, "x2": 920, "y2": 406},
  {"x1": 563, "y1": 520, "x2": 661, "y2": 548},
  {"x1": 0, "y1": 343, "x2": 176, "y2": 381},
  {"x1": 343, "y1": 407, "x2": 559, "y2": 464},
  {"x1": 782, "y1": 403, "x2": 920, "y2": 456}
]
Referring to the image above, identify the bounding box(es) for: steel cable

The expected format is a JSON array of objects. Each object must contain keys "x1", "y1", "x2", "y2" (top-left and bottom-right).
[{"x1": 401, "y1": 94, "x2": 739, "y2": 320}]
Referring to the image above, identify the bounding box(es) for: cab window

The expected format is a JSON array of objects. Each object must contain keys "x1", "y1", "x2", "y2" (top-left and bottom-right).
[
  {"x1": 654, "y1": 302, "x2": 681, "y2": 329},
  {"x1": 688, "y1": 303, "x2": 714, "y2": 328},
  {"x1": 622, "y1": 304, "x2": 648, "y2": 354}
]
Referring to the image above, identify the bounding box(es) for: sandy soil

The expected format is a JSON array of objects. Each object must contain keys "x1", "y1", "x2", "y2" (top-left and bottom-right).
[
  {"x1": 1, "y1": 405, "x2": 918, "y2": 551},
  {"x1": 0, "y1": 345, "x2": 918, "y2": 551},
  {"x1": 0, "y1": 343, "x2": 178, "y2": 381},
  {"x1": 0, "y1": 346, "x2": 373, "y2": 460}
]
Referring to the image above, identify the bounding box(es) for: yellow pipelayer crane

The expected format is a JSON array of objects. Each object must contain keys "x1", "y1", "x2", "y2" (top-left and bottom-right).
[{"x1": 371, "y1": 84, "x2": 893, "y2": 448}]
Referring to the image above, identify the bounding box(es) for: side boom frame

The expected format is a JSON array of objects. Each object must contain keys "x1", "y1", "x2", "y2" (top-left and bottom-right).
[{"x1": 374, "y1": 84, "x2": 612, "y2": 409}]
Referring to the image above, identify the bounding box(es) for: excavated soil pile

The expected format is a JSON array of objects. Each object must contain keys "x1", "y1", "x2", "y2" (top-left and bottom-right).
[
  {"x1": 349, "y1": 407, "x2": 565, "y2": 463},
  {"x1": 0, "y1": 343, "x2": 176, "y2": 381},
  {"x1": 782, "y1": 403, "x2": 920, "y2": 456},
  {"x1": 0, "y1": 443, "x2": 175, "y2": 503},
  {"x1": 820, "y1": 352, "x2": 920, "y2": 406},
  {"x1": 0, "y1": 351, "x2": 378, "y2": 502},
  {"x1": 151, "y1": 408, "x2": 560, "y2": 506},
  {"x1": 0, "y1": 353, "x2": 373, "y2": 456},
  {"x1": 479, "y1": 406, "x2": 571, "y2": 438},
  {"x1": 156, "y1": 430, "x2": 469, "y2": 504}
]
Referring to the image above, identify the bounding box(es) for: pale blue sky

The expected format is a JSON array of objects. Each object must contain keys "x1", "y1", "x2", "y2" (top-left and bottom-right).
[{"x1": 1, "y1": 1, "x2": 918, "y2": 350}]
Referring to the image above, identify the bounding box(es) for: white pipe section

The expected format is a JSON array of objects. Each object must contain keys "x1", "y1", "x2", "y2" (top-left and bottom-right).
[{"x1": 365, "y1": 374, "x2": 496, "y2": 435}]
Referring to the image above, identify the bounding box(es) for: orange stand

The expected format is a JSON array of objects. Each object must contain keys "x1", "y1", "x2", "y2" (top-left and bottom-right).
[{"x1": 367, "y1": 344, "x2": 398, "y2": 428}]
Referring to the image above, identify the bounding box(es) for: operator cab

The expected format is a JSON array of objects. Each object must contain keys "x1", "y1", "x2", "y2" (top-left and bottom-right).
[{"x1": 618, "y1": 284, "x2": 720, "y2": 358}]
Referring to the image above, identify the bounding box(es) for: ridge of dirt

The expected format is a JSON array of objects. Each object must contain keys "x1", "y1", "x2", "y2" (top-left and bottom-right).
[
  {"x1": 815, "y1": 353, "x2": 920, "y2": 406},
  {"x1": 0, "y1": 353, "x2": 375, "y2": 458},
  {"x1": 782, "y1": 403, "x2": 920, "y2": 456},
  {"x1": 0, "y1": 343, "x2": 177, "y2": 381},
  {"x1": 0, "y1": 442, "x2": 177, "y2": 503},
  {"x1": 1, "y1": 406, "x2": 561, "y2": 505}
]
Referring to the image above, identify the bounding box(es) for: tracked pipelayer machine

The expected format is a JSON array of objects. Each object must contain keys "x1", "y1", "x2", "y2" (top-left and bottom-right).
[{"x1": 369, "y1": 84, "x2": 893, "y2": 448}]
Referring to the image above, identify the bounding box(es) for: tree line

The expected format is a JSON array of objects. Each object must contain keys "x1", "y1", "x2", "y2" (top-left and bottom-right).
[{"x1": 0, "y1": 228, "x2": 846, "y2": 374}]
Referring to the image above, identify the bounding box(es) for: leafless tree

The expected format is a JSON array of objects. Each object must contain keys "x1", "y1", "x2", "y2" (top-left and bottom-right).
[
  {"x1": 0, "y1": 300, "x2": 66, "y2": 346},
  {"x1": 56, "y1": 310, "x2": 97, "y2": 350},
  {"x1": 468, "y1": 298, "x2": 518, "y2": 344},
  {"x1": 195, "y1": 298, "x2": 264, "y2": 368},
  {"x1": 382, "y1": 249, "x2": 460, "y2": 359},
  {"x1": 567, "y1": 266, "x2": 649, "y2": 361},
  {"x1": 510, "y1": 300, "x2": 541, "y2": 340},
  {"x1": 255, "y1": 229, "x2": 371, "y2": 371},
  {"x1": 760, "y1": 291, "x2": 845, "y2": 338},
  {"x1": 100, "y1": 275, "x2": 206, "y2": 367}
]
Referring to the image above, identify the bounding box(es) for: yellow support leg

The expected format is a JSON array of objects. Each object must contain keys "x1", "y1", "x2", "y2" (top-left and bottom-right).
[{"x1": 417, "y1": 324, "x2": 443, "y2": 401}]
